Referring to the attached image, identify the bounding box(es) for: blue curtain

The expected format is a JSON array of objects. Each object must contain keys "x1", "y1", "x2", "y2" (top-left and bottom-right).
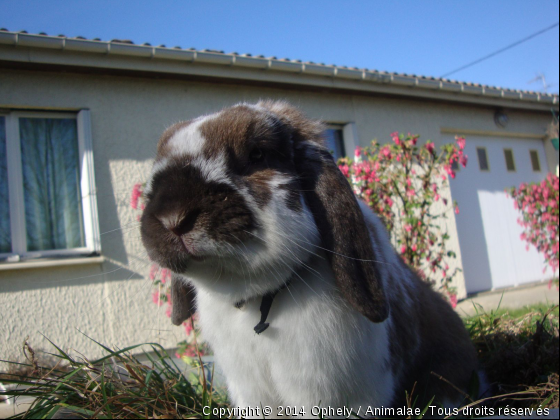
[
  {"x1": 0, "y1": 117, "x2": 11, "y2": 253},
  {"x1": 19, "y1": 118, "x2": 85, "y2": 251}
]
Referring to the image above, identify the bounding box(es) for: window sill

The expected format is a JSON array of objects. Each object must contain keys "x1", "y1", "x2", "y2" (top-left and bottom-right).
[{"x1": 0, "y1": 256, "x2": 105, "y2": 272}]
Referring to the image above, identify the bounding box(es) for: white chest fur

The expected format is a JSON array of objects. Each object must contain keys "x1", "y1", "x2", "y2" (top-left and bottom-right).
[{"x1": 195, "y1": 255, "x2": 395, "y2": 414}]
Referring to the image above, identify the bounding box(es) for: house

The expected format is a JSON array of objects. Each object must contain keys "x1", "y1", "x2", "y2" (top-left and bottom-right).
[{"x1": 0, "y1": 30, "x2": 558, "y2": 361}]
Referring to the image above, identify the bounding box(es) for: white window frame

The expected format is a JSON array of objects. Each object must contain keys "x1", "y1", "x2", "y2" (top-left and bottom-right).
[
  {"x1": 0, "y1": 110, "x2": 100, "y2": 262},
  {"x1": 342, "y1": 122, "x2": 358, "y2": 157}
]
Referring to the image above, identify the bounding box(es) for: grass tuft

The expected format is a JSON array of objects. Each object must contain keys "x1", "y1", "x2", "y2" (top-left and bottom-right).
[
  {"x1": 464, "y1": 303, "x2": 559, "y2": 410},
  {"x1": 0, "y1": 336, "x2": 226, "y2": 419}
]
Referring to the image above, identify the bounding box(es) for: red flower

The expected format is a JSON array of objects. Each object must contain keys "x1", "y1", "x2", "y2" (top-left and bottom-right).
[
  {"x1": 149, "y1": 263, "x2": 159, "y2": 281},
  {"x1": 130, "y1": 183, "x2": 143, "y2": 209},
  {"x1": 381, "y1": 146, "x2": 391, "y2": 159},
  {"x1": 152, "y1": 291, "x2": 163, "y2": 306},
  {"x1": 449, "y1": 294, "x2": 458, "y2": 309}
]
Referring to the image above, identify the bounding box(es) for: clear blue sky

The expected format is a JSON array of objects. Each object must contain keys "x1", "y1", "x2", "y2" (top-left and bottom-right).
[{"x1": 2, "y1": 0, "x2": 559, "y2": 93}]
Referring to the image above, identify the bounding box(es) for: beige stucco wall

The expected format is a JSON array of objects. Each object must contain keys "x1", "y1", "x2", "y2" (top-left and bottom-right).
[{"x1": 0, "y1": 68, "x2": 554, "y2": 364}]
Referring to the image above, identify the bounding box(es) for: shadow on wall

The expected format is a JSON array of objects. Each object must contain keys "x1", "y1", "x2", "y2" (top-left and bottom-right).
[
  {"x1": 478, "y1": 190, "x2": 555, "y2": 290},
  {"x1": 0, "y1": 260, "x2": 145, "y2": 294},
  {"x1": 455, "y1": 185, "x2": 552, "y2": 294},
  {"x1": 456, "y1": 188, "x2": 493, "y2": 294}
]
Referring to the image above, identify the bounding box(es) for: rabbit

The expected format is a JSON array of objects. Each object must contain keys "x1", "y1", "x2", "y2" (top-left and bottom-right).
[{"x1": 140, "y1": 101, "x2": 479, "y2": 416}]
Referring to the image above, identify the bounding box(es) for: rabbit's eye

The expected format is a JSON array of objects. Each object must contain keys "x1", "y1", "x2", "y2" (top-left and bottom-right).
[{"x1": 249, "y1": 148, "x2": 264, "y2": 162}]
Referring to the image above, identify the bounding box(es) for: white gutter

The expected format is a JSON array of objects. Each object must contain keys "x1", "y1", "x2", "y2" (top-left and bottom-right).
[{"x1": 0, "y1": 31, "x2": 557, "y2": 110}]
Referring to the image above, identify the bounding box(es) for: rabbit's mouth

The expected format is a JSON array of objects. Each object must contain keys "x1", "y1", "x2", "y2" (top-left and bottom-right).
[{"x1": 177, "y1": 235, "x2": 206, "y2": 262}]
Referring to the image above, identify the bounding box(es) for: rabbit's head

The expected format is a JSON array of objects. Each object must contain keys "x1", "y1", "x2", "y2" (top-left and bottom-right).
[{"x1": 141, "y1": 101, "x2": 388, "y2": 324}]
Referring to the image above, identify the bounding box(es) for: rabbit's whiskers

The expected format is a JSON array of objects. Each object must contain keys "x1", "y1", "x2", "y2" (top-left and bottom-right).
[
  {"x1": 272, "y1": 226, "x2": 395, "y2": 267},
  {"x1": 240, "y1": 228, "x2": 327, "y2": 284},
  {"x1": 226, "y1": 218, "x2": 393, "y2": 267},
  {"x1": 99, "y1": 221, "x2": 142, "y2": 237},
  {"x1": 218, "y1": 230, "x2": 321, "y2": 304},
  {"x1": 239, "y1": 229, "x2": 326, "y2": 298}
]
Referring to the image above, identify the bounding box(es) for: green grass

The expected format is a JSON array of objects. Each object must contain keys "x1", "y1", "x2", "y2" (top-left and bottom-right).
[
  {"x1": 473, "y1": 302, "x2": 559, "y2": 320},
  {"x1": 463, "y1": 302, "x2": 559, "y2": 411},
  {"x1": 0, "y1": 335, "x2": 227, "y2": 419}
]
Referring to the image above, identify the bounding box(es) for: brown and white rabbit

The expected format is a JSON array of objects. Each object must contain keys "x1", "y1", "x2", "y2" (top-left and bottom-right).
[{"x1": 140, "y1": 101, "x2": 479, "y2": 415}]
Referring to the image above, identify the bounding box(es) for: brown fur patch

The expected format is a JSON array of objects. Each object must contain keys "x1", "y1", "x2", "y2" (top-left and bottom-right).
[
  {"x1": 170, "y1": 274, "x2": 197, "y2": 325},
  {"x1": 246, "y1": 169, "x2": 275, "y2": 209},
  {"x1": 200, "y1": 105, "x2": 267, "y2": 161}
]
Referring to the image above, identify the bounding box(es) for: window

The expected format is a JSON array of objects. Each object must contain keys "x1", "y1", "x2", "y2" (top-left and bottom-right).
[
  {"x1": 325, "y1": 127, "x2": 346, "y2": 160},
  {"x1": 476, "y1": 147, "x2": 490, "y2": 171},
  {"x1": 503, "y1": 149, "x2": 516, "y2": 172},
  {"x1": 529, "y1": 150, "x2": 541, "y2": 172},
  {"x1": 0, "y1": 111, "x2": 100, "y2": 262}
]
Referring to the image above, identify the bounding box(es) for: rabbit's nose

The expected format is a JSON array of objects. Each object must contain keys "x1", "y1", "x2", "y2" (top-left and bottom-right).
[{"x1": 165, "y1": 209, "x2": 201, "y2": 237}]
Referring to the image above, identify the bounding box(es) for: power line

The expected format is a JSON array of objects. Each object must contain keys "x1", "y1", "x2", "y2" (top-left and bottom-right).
[{"x1": 441, "y1": 22, "x2": 559, "y2": 79}]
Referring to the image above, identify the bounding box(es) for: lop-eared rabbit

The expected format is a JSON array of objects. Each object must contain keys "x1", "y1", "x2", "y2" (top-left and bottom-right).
[{"x1": 141, "y1": 101, "x2": 478, "y2": 415}]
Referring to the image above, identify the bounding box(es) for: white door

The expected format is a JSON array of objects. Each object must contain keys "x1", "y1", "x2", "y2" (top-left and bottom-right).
[{"x1": 448, "y1": 135, "x2": 553, "y2": 294}]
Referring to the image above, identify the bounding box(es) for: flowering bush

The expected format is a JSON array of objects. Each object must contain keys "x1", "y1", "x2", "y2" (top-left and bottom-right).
[
  {"x1": 337, "y1": 133, "x2": 468, "y2": 303},
  {"x1": 131, "y1": 183, "x2": 208, "y2": 359},
  {"x1": 507, "y1": 173, "x2": 559, "y2": 288}
]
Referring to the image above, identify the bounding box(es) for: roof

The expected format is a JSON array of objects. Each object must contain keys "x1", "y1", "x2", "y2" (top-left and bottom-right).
[{"x1": 0, "y1": 29, "x2": 558, "y2": 110}]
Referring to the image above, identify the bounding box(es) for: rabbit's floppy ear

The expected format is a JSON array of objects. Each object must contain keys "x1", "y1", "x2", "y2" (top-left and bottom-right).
[
  {"x1": 170, "y1": 274, "x2": 197, "y2": 326},
  {"x1": 295, "y1": 144, "x2": 389, "y2": 323},
  {"x1": 257, "y1": 101, "x2": 388, "y2": 323}
]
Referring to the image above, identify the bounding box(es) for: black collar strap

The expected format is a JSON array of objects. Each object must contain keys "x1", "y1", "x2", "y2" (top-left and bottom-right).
[{"x1": 234, "y1": 280, "x2": 292, "y2": 334}]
